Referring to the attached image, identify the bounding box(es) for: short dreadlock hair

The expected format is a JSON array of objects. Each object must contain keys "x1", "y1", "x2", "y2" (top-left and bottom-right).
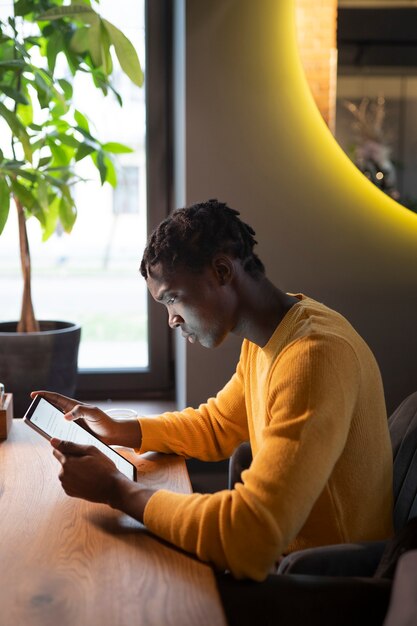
[{"x1": 140, "y1": 199, "x2": 265, "y2": 279}]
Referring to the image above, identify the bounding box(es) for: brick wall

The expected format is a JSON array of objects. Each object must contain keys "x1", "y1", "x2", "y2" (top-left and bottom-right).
[{"x1": 295, "y1": 0, "x2": 338, "y2": 133}]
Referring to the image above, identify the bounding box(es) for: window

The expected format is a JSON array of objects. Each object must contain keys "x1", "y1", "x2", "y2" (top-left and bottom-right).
[
  {"x1": 113, "y1": 167, "x2": 140, "y2": 216},
  {"x1": 0, "y1": 0, "x2": 173, "y2": 399}
]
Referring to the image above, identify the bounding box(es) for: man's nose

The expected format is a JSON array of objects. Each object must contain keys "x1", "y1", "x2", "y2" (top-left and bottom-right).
[{"x1": 168, "y1": 312, "x2": 183, "y2": 329}]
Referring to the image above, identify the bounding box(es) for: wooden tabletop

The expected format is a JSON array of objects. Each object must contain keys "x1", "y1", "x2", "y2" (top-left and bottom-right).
[{"x1": 0, "y1": 421, "x2": 226, "y2": 626}]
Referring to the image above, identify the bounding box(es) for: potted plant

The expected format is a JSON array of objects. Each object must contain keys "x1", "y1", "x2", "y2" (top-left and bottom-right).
[{"x1": 0, "y1": 0, "x2": 143, "y2": 417}]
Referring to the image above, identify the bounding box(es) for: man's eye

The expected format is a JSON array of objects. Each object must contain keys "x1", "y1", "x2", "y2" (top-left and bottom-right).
[{"x1": 167, "y1": 297, "x2": 176, "y2": 305}]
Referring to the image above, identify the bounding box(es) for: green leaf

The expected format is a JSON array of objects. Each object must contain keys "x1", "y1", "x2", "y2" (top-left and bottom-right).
[
  {"x1": 59, "y1": 191, "x2": 77, "y2": 232},
  {"x1": 33, "y1": 69, "x2": 53, "y2": 96},
  {"x1": 0, "y1": 177, "x2": 10, "y2": 234},
  {"x1": 10, "y1": 168, "x2": 37, "y2": 183},
  {"x1": 89, "y1": 67, "x2": 110, "y2": 96},
  {"x1": 70, "y1": 26, "x2": 90, "y2": 54},
  {"x1": 57, "y1": 133, "x2": 81, "y2": 149},
  {"x1": 15, "y1": 40, "x2": 32, "y2": 60},
  {"x1": 46, "y1": 29, "x2": 64, "y2": 75},
  {"x1": 96, "y1": 150, "x2": 107, "y2": 185},
  {"x1": 47, "y1": 118, "x2": 70, "y2": 134},
  {"x1": 74, "y1": 125, "x2": 97, "y2": 143},
  {"x1": 33, "y1": 205, "x2": 46, "y2": 228},
  {"x1": 48, "y1": 140, "x2": 71, "y2": 166},
  {"x1": 51, "y1": 100, "x2": 68, "y2": 118},
  {"x1": 87, "y1": 19, "x2": 102, "y2": 68},
  {"x1": 38, "y1": 156, "x2": 52, "y2": 168},
  {"x1": 106, "y1": 81, "x2": 123, "y2": 107},
  {"x1": 44, "y1": 171, "x2": 73, "y2": 187},
  {"x1": 58, "y1": 79, "x2": 73, "y2": 101},
  {"x1": 37, "y1": 5, "x2": 97, "y2": 21},
  {"x1": 41, "y1": 194, "x2": 59, "y2": 241},
  {"x1": 14, "y1": 0, "x2": 33, "y2": 17},
  {"x1": 103, "y1": 155, "x2": 117, "y2": 187},
  {"x1": 2, "y1": 160, "x2": 26, "y2": 169},
  {"x1": 102, "y1": 19, "x2": 144, "y2": 87},
  {"x1": 0, "y1": 102, "x2": 32, "y2": 162},
  {"x1": 76, "y1": 142, "x2": 96, "y2": 161},
  {"x1": 74, "y1": 109, "x2": 90, "y2": 131},
  {"x1": 0, "y1": 85, "x2": 29, "y2": 105},
  {"x1": 37, "y1": 179, "x2": 49, "y2": 212},
  {"x1": 72, "y1": 0, "x2": 93, "y2": 7},
  {"x1": 17, "y1": 101, "x2": 34, "y2": 127},
  {"x1": 101, "y1": 141, "x2": 133, "y2": 154},
  {"x1": 30, "y1": 71, "x2": 55, "y2": 109},
  {"x1": 100, "y1": 20, "x2": 113, "y2": 75},
  {"x1": 0, "y1": 60, "x2": 30, "y2": 70},
  {"x1": 25, "y1": 37, "x2": 40, "y2": 47},
  {"x1": 10, "y1": 179, "x2": 36, "y2": 211}
]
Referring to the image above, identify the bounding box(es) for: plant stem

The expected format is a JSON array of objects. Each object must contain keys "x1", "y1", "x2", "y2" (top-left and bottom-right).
[
  {"x1": 12, "y1": 12, "x2": 38, "y2": 333},
  {"x1": 16, "y1": 197, "x2": 39, "y2": 333}
]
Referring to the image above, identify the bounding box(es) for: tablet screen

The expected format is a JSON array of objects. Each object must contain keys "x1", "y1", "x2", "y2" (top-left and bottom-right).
[{"x1": 24, "y1": 396, "x2": 136, "y2": 481}]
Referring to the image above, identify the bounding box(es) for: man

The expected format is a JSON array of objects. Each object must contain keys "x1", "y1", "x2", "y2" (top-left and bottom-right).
[{"x1": 33, "y1": 199, "x2": 393, "y2": 582}]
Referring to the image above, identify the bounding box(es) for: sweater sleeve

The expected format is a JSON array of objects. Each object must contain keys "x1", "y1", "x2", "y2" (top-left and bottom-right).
[
  {"x1": 143, "y1": 335, "x2": 361, "y2": 580},
  {"x1": 137, "y1": 344, "x2": 250, "y2": 461}
]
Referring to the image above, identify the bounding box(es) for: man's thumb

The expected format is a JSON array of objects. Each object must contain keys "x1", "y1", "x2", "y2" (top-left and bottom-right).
[{"x1": 51, "y1": 438, "x2": 89, "y2": 456}]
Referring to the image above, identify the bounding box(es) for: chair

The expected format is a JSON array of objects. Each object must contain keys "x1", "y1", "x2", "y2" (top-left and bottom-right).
[
  {"x1": 228, "y1": 391, "x2": 417, "y2": 577},
  {"x1": 216, "y1": 527, "x2": 417, "y2": 626},
  {"x1": 219, "y1": 393, "x2": 417, "y2": 625},
  {"x1": 390, "y1": 391, "x2": 417, "y2": 529},
  {"x1": 216, "y1": 569, "x2": 391, "y2": 626},
  {"x1": 228, "y1": 440, "x2": 252, "y2": 490},
  {"x1": 277, "y1": 390, "x2": 417, "y2": 576}
]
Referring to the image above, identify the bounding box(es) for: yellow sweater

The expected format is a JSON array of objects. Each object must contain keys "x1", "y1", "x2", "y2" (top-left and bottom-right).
[{"x1": 138, "y1": 295, "x2": 393, "y2": 581}]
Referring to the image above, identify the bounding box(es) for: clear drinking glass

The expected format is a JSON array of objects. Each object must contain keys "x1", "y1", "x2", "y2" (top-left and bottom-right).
[{"x1": 105, "y1": 408, "x2": 138, "y2": 420}]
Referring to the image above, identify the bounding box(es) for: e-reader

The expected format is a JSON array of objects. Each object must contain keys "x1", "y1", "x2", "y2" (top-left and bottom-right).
[{"x1": 24, "y1": 395, "x2": 137, "y2": 481}]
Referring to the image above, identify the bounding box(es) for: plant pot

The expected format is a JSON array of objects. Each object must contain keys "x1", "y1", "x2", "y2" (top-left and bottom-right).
[{"x1": 0, "y1": 321, "x2": 81, "y2": 419}]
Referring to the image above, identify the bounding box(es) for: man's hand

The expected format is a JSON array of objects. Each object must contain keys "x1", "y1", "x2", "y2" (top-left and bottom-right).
[
  {"x1": 51, "y1": 439, "x2": 127, "y2": 504},
  {"x1": 31, "y1": 390, "x2": 142, "y2": 449},
  {"x1": 51, "y1": 439, "x2": 155, "y2": 523}
]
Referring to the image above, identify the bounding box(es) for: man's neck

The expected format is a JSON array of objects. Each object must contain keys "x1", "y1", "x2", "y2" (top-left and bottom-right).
[{"x1": 232, "y1": 275, "x2": 299, "y2": 347}]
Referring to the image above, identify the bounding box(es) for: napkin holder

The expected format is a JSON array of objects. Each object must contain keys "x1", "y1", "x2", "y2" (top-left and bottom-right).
[{"x1": 0, "y1": 393, "x2": 14, "y2": 440}]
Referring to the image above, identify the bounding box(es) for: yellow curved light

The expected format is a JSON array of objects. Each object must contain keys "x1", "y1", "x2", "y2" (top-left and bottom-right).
[{"x1": 279, "y1": 0, "x2": 417, "y2": 240}]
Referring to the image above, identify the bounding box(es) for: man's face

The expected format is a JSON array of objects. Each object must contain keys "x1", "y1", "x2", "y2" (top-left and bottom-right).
[{"x1": 146, "y1": 261, "x2": 236, "y2": 349}]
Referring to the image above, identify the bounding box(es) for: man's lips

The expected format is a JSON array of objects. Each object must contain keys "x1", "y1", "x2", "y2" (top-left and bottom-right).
[{"x1": 182, "y1": 331, "x2": 196, "y2": 343}]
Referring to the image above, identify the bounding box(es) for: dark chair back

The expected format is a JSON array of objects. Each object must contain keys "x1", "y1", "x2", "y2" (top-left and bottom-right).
[
  {"x1": 228, "y1": 441, "x2": 252, "y2": 490},
  {"x1": 389, "y1": 391, "x2": 417, "y2": 531}
]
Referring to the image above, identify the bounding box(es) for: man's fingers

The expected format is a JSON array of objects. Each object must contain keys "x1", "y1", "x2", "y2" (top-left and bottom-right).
[
  {"x1": 30, "y1": 390, "x2": 78, "y2": 413},
  {"x1": 52, "y1": 445, "x2": 65, "y2": 465},
  {"x1": 63, "y1": 404, "x2": 85, "y2": 422},
  {"x1": 51, "y1": 438, "x2": 95, "y2": 457}
]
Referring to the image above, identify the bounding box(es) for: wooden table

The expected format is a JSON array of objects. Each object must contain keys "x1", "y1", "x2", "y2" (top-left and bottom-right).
[{"x1": 0, "y1": 421, "x2": 226, "y2": 626}]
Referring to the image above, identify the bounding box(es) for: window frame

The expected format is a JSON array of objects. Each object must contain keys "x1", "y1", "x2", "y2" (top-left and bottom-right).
[{"x1": 76, "y1": 0, "x2": 173, "y2": 400}]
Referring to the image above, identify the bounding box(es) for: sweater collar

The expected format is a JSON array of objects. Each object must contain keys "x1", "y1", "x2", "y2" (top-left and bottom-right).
[{"x1": 260, "y1": 293, "x2": 305, "y2": 358}]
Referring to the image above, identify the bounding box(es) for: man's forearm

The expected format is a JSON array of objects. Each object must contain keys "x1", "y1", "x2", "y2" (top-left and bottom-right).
[
  {"x1": 112, "y1": 418, "x2": 143, "y2": 449},
  {"x1": 107, "y1": 472, "x2": 155, "y2": 523}
]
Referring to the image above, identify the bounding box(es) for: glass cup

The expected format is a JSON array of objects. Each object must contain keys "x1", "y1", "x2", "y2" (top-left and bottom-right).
[{"x1": 105, "y1": 408, "x2": 138, "y2": 420}]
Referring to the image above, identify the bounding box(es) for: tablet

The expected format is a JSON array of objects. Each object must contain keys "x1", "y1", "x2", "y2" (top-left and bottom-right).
[{"x1": 23, "y1": 395, "x2": 137, "y2": 481}]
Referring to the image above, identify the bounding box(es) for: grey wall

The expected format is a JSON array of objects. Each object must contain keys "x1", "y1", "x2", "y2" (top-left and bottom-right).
[{"x1": 176, "y1": 0, "x2": 417, "y2": 415}]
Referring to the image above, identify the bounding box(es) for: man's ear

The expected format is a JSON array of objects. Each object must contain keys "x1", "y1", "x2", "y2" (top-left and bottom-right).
[{"x1": 212, "y1": 255, "x2": 234, "y2": 285}]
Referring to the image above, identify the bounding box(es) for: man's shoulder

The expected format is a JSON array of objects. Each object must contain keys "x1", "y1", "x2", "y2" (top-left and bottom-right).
[
  {"x1": 282, "y1": 295, "x2": 352, "y2": 339},
  {"x1": 267, "y1": 294, "x2": 370, "y2": 361}
]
